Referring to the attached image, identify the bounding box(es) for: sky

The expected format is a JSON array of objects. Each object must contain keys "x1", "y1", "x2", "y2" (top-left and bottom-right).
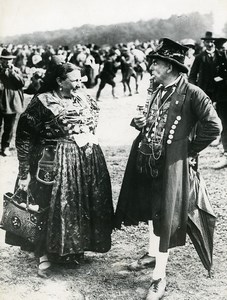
[{"x1": 0, "y1": 0, "x2": 227, "y2": 38}]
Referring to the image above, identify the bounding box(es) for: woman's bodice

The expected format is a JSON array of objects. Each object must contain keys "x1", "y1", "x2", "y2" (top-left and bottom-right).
[{"x1": 39, "y1": 90, "x2": 99, "y2": 142}]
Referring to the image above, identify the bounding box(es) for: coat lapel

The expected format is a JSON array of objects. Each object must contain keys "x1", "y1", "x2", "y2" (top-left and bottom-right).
[
  {"x1": 146, "y1": 85, "x2": 162, "y2": 114},
  {"x1": 163, "y1": 76, "x2": 189, "y2": 144}
]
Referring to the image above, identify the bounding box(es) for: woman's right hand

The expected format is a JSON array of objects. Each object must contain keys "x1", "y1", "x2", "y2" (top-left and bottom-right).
[
  {"x1": 18, "y1": 173, "x2": 31, "y2": 191},
  {"x1": 133, "y1": 116, "x2": 146, "y2": 129}
]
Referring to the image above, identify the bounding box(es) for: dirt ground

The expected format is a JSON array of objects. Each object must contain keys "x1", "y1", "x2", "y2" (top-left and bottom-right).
[{"x1": 0, "y1": 72, "x2": 227, "y2": 300}]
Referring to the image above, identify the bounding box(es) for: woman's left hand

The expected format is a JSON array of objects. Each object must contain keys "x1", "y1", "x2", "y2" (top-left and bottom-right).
[{"x1": 18, "y1": 174, "x2": 31, "y2": 191}]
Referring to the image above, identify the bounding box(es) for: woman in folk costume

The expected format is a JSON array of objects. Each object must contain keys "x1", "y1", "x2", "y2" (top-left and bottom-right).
[
  {"x1": 114, "y1": 38, "x2": 222, "y2": 300},
  {"x1": 6, "y1": 62, "x2": 114, "y2": 277}
]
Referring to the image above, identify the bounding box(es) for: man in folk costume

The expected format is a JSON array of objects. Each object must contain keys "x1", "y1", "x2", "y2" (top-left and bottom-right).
[{"x1": 114, "y1": 38, "x2": 222, "y2": 300}]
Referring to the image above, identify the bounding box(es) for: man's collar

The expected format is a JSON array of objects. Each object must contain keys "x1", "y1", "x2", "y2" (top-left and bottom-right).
[
  {"x1": 205, "y1": 48, "x2": 215, "y2": 56},
  {"x1": 162, "y1": 75, "x2": 182, "y2": 90}
]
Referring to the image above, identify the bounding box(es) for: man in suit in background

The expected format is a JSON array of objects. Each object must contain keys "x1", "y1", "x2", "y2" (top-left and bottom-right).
[
  {"x1": 188, "y1": 31, "x2": 223, "y2": 102},
  {"x1": 212, "y1": 38, "x2": 227, "y2": 169}
]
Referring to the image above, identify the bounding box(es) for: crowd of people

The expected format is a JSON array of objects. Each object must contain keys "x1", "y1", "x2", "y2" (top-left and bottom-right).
[
  {"x1": 1, "y1": 34, "x2": 226, "y2": 166},
  {"x1": 0, "y1": 40, "x2": 150, "y2": 94},
  {"x1": 0, "y1": 32, "x2": 226, "y2": 299}
]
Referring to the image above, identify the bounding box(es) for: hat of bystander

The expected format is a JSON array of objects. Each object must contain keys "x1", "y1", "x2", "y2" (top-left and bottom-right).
[
  {"x1": 201, "y1": 31, "x2": 217, "y2": 41},
  {"x1": 0, "y1": 49, "x2": 16, "y2": 59}
]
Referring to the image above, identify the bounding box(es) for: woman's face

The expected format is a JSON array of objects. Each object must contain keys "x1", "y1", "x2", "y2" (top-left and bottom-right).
[{"x1": 60, "y1": 69, "x2": 82, "y2": 97}]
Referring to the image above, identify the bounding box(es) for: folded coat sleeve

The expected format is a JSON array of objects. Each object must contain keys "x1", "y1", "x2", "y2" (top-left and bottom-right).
[
  {"x1": 16, "y1": 97, "x2": 50, "y2": 179},
  {"x1": 188, "y1": 88, "x2": 222, "y2": 156}
]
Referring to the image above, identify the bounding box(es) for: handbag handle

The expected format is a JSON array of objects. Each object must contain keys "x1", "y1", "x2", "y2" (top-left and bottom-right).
[{"x1": 13, "y1": 188, "x2": 35, "y2": 211}]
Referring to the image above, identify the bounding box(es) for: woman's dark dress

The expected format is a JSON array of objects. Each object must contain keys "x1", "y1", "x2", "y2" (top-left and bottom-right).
[{"x1": 6, "y1": 89, "x2": 114, "y2": 258}]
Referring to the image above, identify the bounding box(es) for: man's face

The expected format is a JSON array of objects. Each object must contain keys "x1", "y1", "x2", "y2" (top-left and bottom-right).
[
  {"x1": 204, "y1": 39, "x2": 215, "y2": 51},
  {"x1": 0, "y1": 58, "x2": 13, "y2": 68},
  {"x1": 150, "y1": 58, "x2": 170, "y2": 84}
]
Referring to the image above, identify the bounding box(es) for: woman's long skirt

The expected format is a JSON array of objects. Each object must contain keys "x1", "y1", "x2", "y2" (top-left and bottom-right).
[{"x1": 5, "y1": 141, "x2": 114, "y2": 258}]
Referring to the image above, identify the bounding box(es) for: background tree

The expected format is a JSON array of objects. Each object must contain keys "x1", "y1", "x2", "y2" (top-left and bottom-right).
[{"x1": 1, "y1": 12, "x2": 214, "y2": 48}]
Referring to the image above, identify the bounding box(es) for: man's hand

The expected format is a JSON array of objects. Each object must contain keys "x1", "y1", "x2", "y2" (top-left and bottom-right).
[
  {"x1": 188, "y1": 156, "x2": 198, "y2": 170},
  {"x1": 133, "y1": 116, "x2": 146, "y2": 129}
]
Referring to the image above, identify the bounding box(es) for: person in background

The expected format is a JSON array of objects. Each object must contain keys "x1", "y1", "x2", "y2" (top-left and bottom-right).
[
  {"x1": 212, "y1": 38, "x2": 227, "y2": 169},
  {"x1": 131, "y1": 45, "x2": 147, "y2": 91},
  {"x1": 188, "y1": 31, "x2": 223, "y2": 102},
  {"x1": 95, "y1": 49, "x2": 119, "y2": 101},
  {"x1": 23, "y1": 70, "x2": 45, "y2": 95},
  {"x1": 83, "y1": 48, "x2": 96, "y2": 89},
  {"x1": 5, "y1": 62, "x2": 114, "y2": 278},
  {"x1": 0, "y1": 49, "x2": 25, "y2": 156},
  {"x1": 119, "y1": 47, "x2": 138, "y2": 96},
  {"x1": 181, "y1": 38, "x2": 196, "y2": 73},
  {"x1": 114, "y1": 38, "x2": 221, "y2": 300},
  {"x1": 188, "y1": 31, "x2": 224, "y2": 148},
  {"x1": 90, "y1": 44, "x2": 102, "y2": 80}
]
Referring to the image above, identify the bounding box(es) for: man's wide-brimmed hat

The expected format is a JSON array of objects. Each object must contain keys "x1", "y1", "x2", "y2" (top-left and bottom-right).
[
  {"x1": 201, "y1": 31, "x2": 217, "y2": 41},
  {"x1": 149, "y1": 38, "x2": 189, "y2": 73},
  {"x1": 0, "y1": 49, "x2": 16, "y2": 59}
]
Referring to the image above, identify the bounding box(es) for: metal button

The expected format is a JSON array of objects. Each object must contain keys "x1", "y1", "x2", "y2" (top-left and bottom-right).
[
  {"x1": 167, "y1": 140, "x2": 172, "y2": 144},
  {"x1": 176, "y1": 116, "x2": 181, "y2": 121}
]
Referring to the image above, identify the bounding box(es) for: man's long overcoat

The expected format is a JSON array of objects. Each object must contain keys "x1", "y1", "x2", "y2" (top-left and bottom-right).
[{"x1": 114, "y1": 75, "x2": 221, "y2": 252}]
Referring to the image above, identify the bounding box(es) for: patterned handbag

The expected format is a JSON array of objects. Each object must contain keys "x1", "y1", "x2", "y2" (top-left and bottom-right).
[{"x1": 0, "y1": 189, "x2": 48, "y2": 244}]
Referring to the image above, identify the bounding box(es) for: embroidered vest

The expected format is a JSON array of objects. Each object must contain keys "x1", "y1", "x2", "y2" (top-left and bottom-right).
[{"x1": 136, "y1": 85, "x2": 174, "y2": 177}]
